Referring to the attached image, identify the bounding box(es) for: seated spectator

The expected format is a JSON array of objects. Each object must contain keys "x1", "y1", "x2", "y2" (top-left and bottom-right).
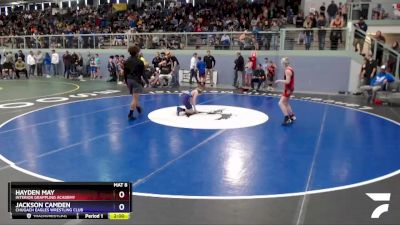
[
  {"x1": 360, "y1": 65, "x2": 395, "y2": 104},
  {"x1": 220, "y1": 33, "x2": 231, "y2": 48},
  {"x1": 372, "y1": 3, "x2": 388, "y2": 20},
  {"x1": 251, "y1": 64, "x2": 266, "y2": 91},
  {"x1": 15, "y1": 57, "x2": 28, "y2": 79}
]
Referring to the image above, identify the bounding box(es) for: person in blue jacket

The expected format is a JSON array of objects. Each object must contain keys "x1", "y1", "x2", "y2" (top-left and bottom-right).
[
  {"x1": 360, "y1": 65, "x2": 395, "y2": 103},
  {"x1": 197, "y1": 56, "x2": 206, "y2": 86}
]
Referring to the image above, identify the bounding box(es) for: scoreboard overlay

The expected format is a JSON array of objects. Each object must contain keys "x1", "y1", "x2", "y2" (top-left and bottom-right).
[{"x1": 8, "y1": 182, "x2": 132, "y2": 220}]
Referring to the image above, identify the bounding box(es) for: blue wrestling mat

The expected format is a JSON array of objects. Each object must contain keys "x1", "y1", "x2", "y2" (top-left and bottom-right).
[{"x1": 0, "y1": 93, "x2": 399, "y2": 197}]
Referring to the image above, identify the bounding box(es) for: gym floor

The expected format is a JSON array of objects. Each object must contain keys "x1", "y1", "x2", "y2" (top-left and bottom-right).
[{"x1": 0, "y1": 78, "x2": 399, "y2": 225}]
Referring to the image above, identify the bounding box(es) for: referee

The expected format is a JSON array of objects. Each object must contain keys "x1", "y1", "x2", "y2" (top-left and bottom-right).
[{"x1": 124, "y1": 46, "x2": 146, "y2": 120}]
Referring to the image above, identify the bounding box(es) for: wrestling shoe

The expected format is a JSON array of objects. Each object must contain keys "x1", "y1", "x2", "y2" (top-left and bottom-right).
[
  {"x1": 176, "y1": 107, "x2": 183, "y2": 116},
  {"x1": 289, "y1": 114, "x2": 296, "y2": 121},
  {"x1": 128, "y1": 111, "x2": 136, "y2": 120},
  {"x1": 282, "y1": 116, "x2": 292, "y2": 126},
  {"x1": 136, "y1": 106, "x2": 142, "y2": 114}
]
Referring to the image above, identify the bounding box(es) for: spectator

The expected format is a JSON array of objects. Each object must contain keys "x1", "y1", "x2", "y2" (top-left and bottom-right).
[
  {"x1": 353, "y1": 17, "x2": 368, "y2": 54},
  {"x1": 203, "y1": 50, "x2": 216, "y2": 87},
  {"x1": 15, "y1": 50, "x2": 25, "y2": 62},
  {"x1": 372, "y1": 4, "x2": 387, "y2": 20},
  {"x1": 118, "y1": 55, "x2": 126, "y2": 85},
  {"x1": 152, "y1": 52, "x2": 161, "y2": 69},
  {"x1": 107, "y1": 55, "x2": 117, "y2": 82},
  {"x1": 189, "y1": 53, "x2": 199, "y2": 85},
  {"x1": 245, "y1": 57, "x2": 253, "y2": 88},
  {"x1": 266, "y1": 60, "x2": 277, "y2": 91},
  {"x1": 327, "y1": 0, "x2": 338, "y2": 23},
  {"x1": 317, "y1": 14, "x2": 327, "y2": 50},
  {"x1": 387, "y1": 41, "x2": 400, "y2": 74},
  {"x1": 270, "y1": 20, "x2": 280, "y2": 50},
  {"x1": 166, "y1": 51, "x2": 180, "y2": 87},
  {"x1": 197, "y1": 56, "x2": 206, "y2": 86},
  {"x1": 364, "y1": 53, "x2": 378, "y2": 86},
  {"x1": 233, "y1": 52, "x2": 245, "y2": 88},
  {"x1": 251, "y1": 64, "x2": 266, "y2": 91},
  {"x1": 35, "y1": 50, "x2": 44, "y2": 77},
  {"x1": 357, "y1": 57, "x2": 368, "y2": 93},
  {"x1": 44, "y1": 52, "x2": 51, "y2": 78},
  {"x1": 63, "y1": 51, "x2": 73, "y2": 79},
  {"x1": 15, "y1": 57, "x2": 28, "y2": 79},
  {"x1": 373, "y1": 31, "x2": 386, "y2": 66},
  {"x1": 2, "y1": 51, "x2": 14, "y2": 79},
  {"x1": 303, "y1": 16, "x2": 314, "y2": 50},
  {"x1": 329, "y1": 14, "x2": 343, "y2": 50},
  {"x1": 220, "y1": 33, "x2": 231, "y2": 49},
  {"x1": 360, "y1": 65, "x2": 395, "y2": 103},
  {"x1": 27, "y1": 51, "x2": 36, "y2": 77},
  {"x1": 95, "y1": 54, "x2": 101, "y2": 78},
  {"x1": 90, "y1": 56, "x2": 97, "y2": 80},
  {"x1": 51, "y1": 50, "x2": 59, "y2": 76},
  {"x1": 340, "y1": 2, "x2": 348, "y2": 23},
  {"x1": 320, "y1": 2, "x2": 326, "y2": 16}
]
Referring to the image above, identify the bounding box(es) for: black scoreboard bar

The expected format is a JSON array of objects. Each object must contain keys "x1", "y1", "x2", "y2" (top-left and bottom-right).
[{"x1": 8, "y1": 182, "x2": 132, "y2": 220}]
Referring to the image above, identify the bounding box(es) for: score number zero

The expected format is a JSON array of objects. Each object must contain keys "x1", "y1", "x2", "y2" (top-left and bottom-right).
[{"x1": 118, "y1": 191, "x2": 125, "y2": 211}]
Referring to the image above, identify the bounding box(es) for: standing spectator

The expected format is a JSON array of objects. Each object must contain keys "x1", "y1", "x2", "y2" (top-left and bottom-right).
[
  {"x1": 107, "y1": 56, "x2": 117, "y2": 82},
  {"x1": 233, "y1": 52, "x2": 245, "y2": 88},
  {"x1": 373, "y1": 31, "x2": 386, "y2": 66},
  {"x1": 166, "y1": 51, "x2": 180, "y2": 87},
  {"x1": 245, "y1": 57, "x2": 253, "y2": 88},
  {"x1": 51, "y1": 50, "x2": 59, "y2": 76},
  {"x1": 303, "y1": 16, "x2": 314, "y2": 50},
  {"x1": 197, "y1": 56, "x2": 206, "y2": 86},
  {"x1": 15, "y1": 50, "x2": 25, "y2": 62},
  {"x1": 95, "y1": 54, "x2": 101, "y2": 78},
  {"x1": 15, "y1": 57, "x2": 28, "y2": 79},
  {"x1": 189, "y1": 52, "x2": 199, "y2": 85},
  {"x1": 2, "y1": 52, "x2": 14, "y2": 79},
  {"x1": 270, "y1": 20, "x2": 280, "y2": 50},
  {"x1": 118, "y1": 55, "x2": 126, "y2": 84},
  {"x1": 44, "y1": 52, "x2": 51, "y2": 78},
  {"x1": 320, "y1": 2, "x2": 326, "y2": 16},
  {"x1": 317, "y1": 14, "x2": 327, "y2": 50},
  {"x1": 35, "y1": 50, "x2": 44, "y2": 77},
  {"x1": 76, "y1": 54, "x2": 84, "y2": 78},
  {"x1": 353, "y1": 17, "x2": 368, "y2": 54},
  {"x1": 27, "y1": 51, "x2": 36, "y2": 77},
  {"x1": 266, "y1": 60, "x2": 277, "y2": 91},
  {"x1": 387, "y1": 41, "x2": 400, "y2": 74},
  {"x1": 89, "y1": 57, "x2": 97, "y2": 80},
  {"x1": 372, "y1": 4, "x2": 387, "y2": 20},
  {"x1": 340, "y1": 2, "x2": 348, "y2": 23},
  {"x1": 203, "y1": 50, "x2": 216, "y2": 87},
  {"x1": 327, "y1": 0, "x2": 338, "y2": 23},
  {"x1": 63, "y1": 51, "x2": 72, "y2": 79},
  {"x1": 364, "y1": 53, "x2": 378, "y2": 86},
  {"x1": 330, "y1": 14, "x2": 343, "y2": 50},
  {"x1": 357, "y1": 57, "x2": 368, "y2": 92}
]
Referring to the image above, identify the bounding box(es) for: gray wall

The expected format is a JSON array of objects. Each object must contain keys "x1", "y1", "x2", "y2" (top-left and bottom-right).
[{"x1": 16, "y1": 49, "x2": 351, "y2": 93}]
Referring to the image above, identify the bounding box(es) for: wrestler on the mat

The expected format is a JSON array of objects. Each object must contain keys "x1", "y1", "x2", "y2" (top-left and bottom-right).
[
  {"x1": 177, "y1": 85, "x2": 204, "y2": 117},
  {"x1": 275, "y1": 57, "x2": 296, "y2": 125}
]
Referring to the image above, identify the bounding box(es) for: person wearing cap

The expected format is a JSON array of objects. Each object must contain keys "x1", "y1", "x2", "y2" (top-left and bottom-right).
[
  {"x1": 360, "y1": 65, "x2": 395, "y2": 103},
  {"x1": 353, "y1": 17, "x2": 368, "y2": 54},
  {"x1": 15, "y1": 57, "x2": 28, "y2": 79},
  {"x1": 189, "y1": 52, "x2": 199, "y2": 85}
]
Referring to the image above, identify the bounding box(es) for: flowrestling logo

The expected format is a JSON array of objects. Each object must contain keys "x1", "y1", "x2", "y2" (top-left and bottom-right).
[{"x1": 366, "y1": 193, "x2": 391, "y2": 219}]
